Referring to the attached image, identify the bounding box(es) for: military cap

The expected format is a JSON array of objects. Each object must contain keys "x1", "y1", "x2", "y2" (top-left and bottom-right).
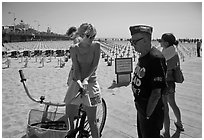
[{"x1": 129, "y1": 25, "x2": 153, "y2": 35}]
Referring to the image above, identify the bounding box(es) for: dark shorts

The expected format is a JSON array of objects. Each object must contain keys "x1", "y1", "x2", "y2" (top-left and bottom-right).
[{"x1": 163, "y1": 81, "x2": 175, "y2": 95}]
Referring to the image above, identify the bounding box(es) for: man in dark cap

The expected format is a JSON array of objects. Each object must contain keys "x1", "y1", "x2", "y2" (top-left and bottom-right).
[{"x1": 129, "y1": 25, "x2": 167, "y2": 137}]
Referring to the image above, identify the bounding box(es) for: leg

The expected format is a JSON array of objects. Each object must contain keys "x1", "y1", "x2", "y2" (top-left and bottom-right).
[
  {"x1": 162, "y1": 95, "x2": 170, "y2": 137},
  {"x1": 137, "y1": 110, "x2": 154, "y2": 138},
  {"x1": 137, "y1": 113, "x2": 142, "y2": 138},
  {"x1": 167, "y1": 93, "x2": 184, "y2": 130},
  {"x1": 84, "y1": 105, "x2": 99, "y2": 138},
  {"x1": 66, "y1": 104, "x2": 78, "y2": 129},
  {"x1": 197, "y1": 48, "x2": 200, "y2": 57},
  {"x1": 168, "y1": 93, "x2": 182, "y2": 123},
  {"x1": 57, "y1": 114, "x2": 69, "y2": 129},
  {"x1": 143, "y1": 101, "x2": 164, "y2": 138},
  {"x1": 135, "y1": 102, "x2": 143, "y2": 138},
  {"x1": 139, "y1": 113, "x2": 153, "y2": 138}
]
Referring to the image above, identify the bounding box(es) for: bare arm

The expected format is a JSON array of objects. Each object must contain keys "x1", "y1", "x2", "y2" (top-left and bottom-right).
[
  {"x1": 146, "y1": 88, "x2": 161, "y2": 117},
  {"x1": 70, "y1": 46, "x2": 82, "y2": 82}
]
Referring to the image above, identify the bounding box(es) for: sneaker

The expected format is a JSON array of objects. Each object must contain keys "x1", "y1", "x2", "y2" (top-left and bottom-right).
[
  {"x1": 174, "y1": 122, "x2": 184, "y2": 131},
  {"x1": 160, "y1": 135, "x2": 164, "y2": 138},
  {"x1": 161, "y1": 132, "x2": 170, "y2": 138}
]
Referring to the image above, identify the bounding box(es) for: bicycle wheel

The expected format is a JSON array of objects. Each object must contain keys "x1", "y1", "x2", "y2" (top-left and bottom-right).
[
  {"x1": 97, "y1": 98, "x2": 107, "y2": 134},
  {"x1": 83, "y1": 98, "x2": 107, "y2": 137}
]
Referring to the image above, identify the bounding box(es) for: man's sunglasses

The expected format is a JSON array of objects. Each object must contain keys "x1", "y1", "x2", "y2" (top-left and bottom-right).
[{"x1": 130, "y1": 38, "x2": 144, "y2": 46}]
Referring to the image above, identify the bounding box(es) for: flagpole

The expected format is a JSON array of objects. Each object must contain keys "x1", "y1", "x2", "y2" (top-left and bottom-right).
[{"x1": 13, "y1": 12, "x2": 15, "y2": 32}]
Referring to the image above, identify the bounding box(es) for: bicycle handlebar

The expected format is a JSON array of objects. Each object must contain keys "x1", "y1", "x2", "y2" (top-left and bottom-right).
[
  {"x1": 19, "y1": 70, "x2": 65, "y2": 107},
  {"x1": 19, "y1": 69, "x2": 26, "y2": 82}
]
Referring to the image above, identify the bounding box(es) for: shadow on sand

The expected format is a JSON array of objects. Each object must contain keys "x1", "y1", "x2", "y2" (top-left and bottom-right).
[{"x1": 108, "y1": 81, "x2": 130, "y2": 89}]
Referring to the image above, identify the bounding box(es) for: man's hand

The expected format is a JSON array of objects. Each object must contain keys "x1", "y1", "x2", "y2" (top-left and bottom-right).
[{"x1": 146, "y1": 88, "x2": 161, "y2": 117}]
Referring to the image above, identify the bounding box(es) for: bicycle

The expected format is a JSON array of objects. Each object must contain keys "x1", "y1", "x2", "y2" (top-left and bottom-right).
[
  {"x1": 65, "y1": 87, "x2": 107, "y2": 138},
  {"x1": 19, "y1": 69, "x2": 107, "y2": 138}
]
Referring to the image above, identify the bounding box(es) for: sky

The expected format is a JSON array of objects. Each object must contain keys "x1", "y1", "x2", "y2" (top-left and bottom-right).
[{"x1": 1, "y1": 1, "x2": 202, "y2": 39}]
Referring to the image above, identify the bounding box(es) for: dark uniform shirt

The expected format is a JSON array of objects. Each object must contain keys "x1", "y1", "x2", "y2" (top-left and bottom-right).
[{"x1": 132, "y1": 47, "x2": 167, "y2": 116}]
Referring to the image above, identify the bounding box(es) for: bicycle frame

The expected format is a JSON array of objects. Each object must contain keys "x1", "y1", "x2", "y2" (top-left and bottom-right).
[
  {"x1": 19, "y1": 70, "x2": 66, "y2": 107},
  {"x1": 19, "y1": 70, "x2": 66, "y2": 123},
  {"x1": 19, "y1": 69, "x2": 106, "y2": 138},
  {"x1": 65, "y1": 93, "x2": 107, "y2": 138},
  {"x1": 65, "y1": 103, "x2": 90, "y2": 138},
  {"x1": 19, "y1": 69, "x2": 90, "y2": 137}
]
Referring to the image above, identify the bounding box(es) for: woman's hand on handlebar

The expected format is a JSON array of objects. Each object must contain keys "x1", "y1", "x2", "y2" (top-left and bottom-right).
[
  {"x1": 82, "y1": 79, "x2": 88, "y2": 91},
  {"x1": 77, "y1": 79, "x2": 88, "y2": 95},
  {"x1": 76, "y1": 80, "x2": 83, "y2": 88}
]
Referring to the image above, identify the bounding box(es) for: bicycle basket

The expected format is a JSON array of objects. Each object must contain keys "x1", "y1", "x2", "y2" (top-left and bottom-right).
[{"x1": 26, "y1": 109, "x2": 68, "y2": 138}]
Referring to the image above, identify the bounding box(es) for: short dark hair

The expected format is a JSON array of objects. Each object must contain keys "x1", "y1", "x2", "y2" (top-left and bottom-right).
[{"x1": 66, "y1": 26, "x2": 77, "y2": 37}]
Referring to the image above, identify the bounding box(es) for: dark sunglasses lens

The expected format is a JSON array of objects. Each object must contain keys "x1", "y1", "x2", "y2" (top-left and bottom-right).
[
  {"x1": 130, "y1": 39, "x2": 136, "y2": 46},
  {"x1": 91, "y1": 35, "x2": 96, "y2": 39},
  {"x1": 86, "y1": 34, "x2": 95, "y2": 39},
  {"x1": 130, "y1": 38, "x2": 143, "y2": 45},
  {"x1": 86, "y1": 35, "x2": 90, "y2": 38}
]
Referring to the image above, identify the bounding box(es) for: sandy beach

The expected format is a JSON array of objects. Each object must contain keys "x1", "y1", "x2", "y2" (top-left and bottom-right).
[
  {"x1": 2, "y1": 41, "x2": 202, "y2": 138},
  {"x1": 2, "y1": 40, "x2": 123, "y2": 137}
]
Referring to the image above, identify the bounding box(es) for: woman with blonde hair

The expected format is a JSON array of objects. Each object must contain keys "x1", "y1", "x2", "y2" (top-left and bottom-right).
[{"x1": 64, "y1": 23, "x2": 102, "y2": 138}]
